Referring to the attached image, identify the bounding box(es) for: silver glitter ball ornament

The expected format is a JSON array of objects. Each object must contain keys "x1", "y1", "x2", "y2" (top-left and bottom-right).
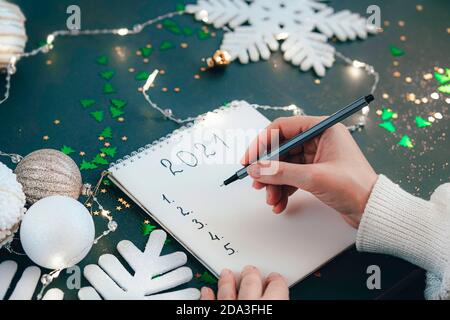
[{"x1": 14, "y1": 149, "x2": 82, "y2": 204}]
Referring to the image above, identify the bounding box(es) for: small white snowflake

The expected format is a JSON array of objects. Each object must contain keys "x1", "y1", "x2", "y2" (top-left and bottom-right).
[{"x1": 187, "y1": 0, "x2": 377, "y2": 76}]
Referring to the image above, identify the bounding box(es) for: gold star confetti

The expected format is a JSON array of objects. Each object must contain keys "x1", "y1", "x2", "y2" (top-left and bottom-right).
[
  {"x1": 100, "y1": 153, "x2": 106, "y2": 158},
  {"x1": 144, "y1": 219, "x2": 150, "y2": 224},
  {"x1": 180, "y1": 42, "x2": 188, "y2": 48},
  {"x1": 117, "y1": 117, "x2": 125, "y2": 122},
  {"x1": 382, "y1": 93, "x2": 389, "y2": 99},
  {"x1": 121, "y1": 136, "x2": 128, "y2": 141},
  {"x1": 314, "y1": 79, "x2": 321, "y2": 85},
  {"x1": 416, "y1": 4, "x2": 423, "y2": 11},
  {"x1": 194, "y1": 74, "x2": 200, "y2": 79},
  {"x1": 407, "y1": 93, "x2": 416, "y2": 101},
  {"x1": 104, "y1": 142, "x2": 111, "y2": 147},
  {"x1": 99, "y1": 136, "x2": 105, "y2": 141},
  {"x1": 128, "y1": 67, "x2": 135, "y2": 73},
  {"x1": 398, "y1": 20, "x2": 405, "y2": 27},
  {"x1": 138, "y1": 87, "x2": 143, "y2": 92},
  {"x1": 162, "y1": 87, "x2": 168, "y2": 92},
  {"x1": 136, "y1": 50, "x2": 142, "y2": 56},
  {"x1": 393, "y1": 60, "x2": 400, "y2": 66},
  {"x1": 400, "y1": 35, "x2": 407, "y2": 42},
  {"x1": 146, "y1": 44, "x2": 152, "y2": 48},
  {"x1": 376, "y1": 109, "x2": 382, "y2": 116},
  {"x1": 405, "y1": 76, "x2": 412, "y2": 83},
  {"x1": 423, "y1": 73, "x2": 433, "y2": 80},
  {"x1": 393, "y1": 71, "x2": 401, "y2": 78},
  {"x1": 53, "y1": 119, "x2": 60, "y2": 125},
  {"x1": 156, "y1": 23, "x2": 162, "y2": 29},
  {"x1": 46, "y1": 59, "x2": 53, "y2": 65},
  {"x1": 93, "y1": 211, "x2": 100, "y2": 216},
  {"x1": 421, "y1": 97, "x2": 429, "y2": 103},
  {"x1": 200, "y1": 67, "x2": 207, "y2": 72},
  {"x1": 86, "y1": 203, "x2": 92, "y2": 208},
  {"x1": 415, "y1": 99, "x2": 421, "y2": 105},
  {"x1": 79, "y1": 151, "x2": 86, "y2": 156},
  {"x1": 116, "y1": 206, "x2": 122, "y2": 211},
  {"x1": 100, "y1": 188, "x2": 107, "y2": 194},
  {"x1": 143, "y1": 58, "x2": 149, "y2": 64},
  {"x1": 159, "y1": 69, "x2": 166, "y2": 75},
  {"x1": 174, "y1": 87, "x2": 181, "y2": 93},
  {"x1": 384, "y1": 20, "x2": 390, "y2": 27},
  {"x1": 42, "y1": 135, "x2": 49, "y2": 141},
  {"x1": 125, "y1": 203, "x2": 130, "y2": 208},
  {"x1": 430, "y1": 92, "x2": 440, "y2": 100}
]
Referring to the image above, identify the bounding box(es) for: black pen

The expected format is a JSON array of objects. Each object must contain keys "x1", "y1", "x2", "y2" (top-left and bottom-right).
[{"x1": 222, "y1": 95, "x2": 375, "y2": 186}]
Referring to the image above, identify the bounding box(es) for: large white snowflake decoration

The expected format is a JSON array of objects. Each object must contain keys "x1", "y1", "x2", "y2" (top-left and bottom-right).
[
  {"x1": 186, "y1": 0, "x2": 377, "y2": 76},
  {"x1": 78, "y1": 230, "x2": 200, "y2": 300}
]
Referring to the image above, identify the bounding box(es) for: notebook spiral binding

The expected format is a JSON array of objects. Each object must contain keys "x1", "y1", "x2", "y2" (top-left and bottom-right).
[{"x1": 108, "y1": 100, "x2": 246, "y2": 171}]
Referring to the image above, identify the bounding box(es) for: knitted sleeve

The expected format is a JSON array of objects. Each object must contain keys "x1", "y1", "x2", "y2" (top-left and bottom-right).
[{"x1": 356, "y1": 174, "x2": 450, "y2": 299}]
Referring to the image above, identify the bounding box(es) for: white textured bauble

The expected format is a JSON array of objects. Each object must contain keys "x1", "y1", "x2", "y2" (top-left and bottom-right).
[
  {"x1": 0, "y1": 161, "x2": 26, "y2": 248},
  {"x1": 0, "y1": 0, "x2": 27, "y2": 69},
  {"x1": 20, "y1": 195, "x2": 95, "y2": 270}
]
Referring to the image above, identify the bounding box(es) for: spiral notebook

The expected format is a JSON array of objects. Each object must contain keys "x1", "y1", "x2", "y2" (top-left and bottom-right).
[{"x1": 108, "y1": 100, "x2": 356, "y2": 286}]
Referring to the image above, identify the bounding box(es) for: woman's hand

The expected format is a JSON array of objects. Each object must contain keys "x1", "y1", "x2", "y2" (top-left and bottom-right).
[
  {"x1": 241, "y1": 116, "x2": 378, "y2": 228},
  {"x1": 200, "y1": 266, "x2": 289, "y2": 300}
]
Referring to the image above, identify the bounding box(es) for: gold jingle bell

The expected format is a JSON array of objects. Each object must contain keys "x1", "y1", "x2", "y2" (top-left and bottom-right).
[{"x1": 207, "y1": 50, "x2": 231, "y2": 68}]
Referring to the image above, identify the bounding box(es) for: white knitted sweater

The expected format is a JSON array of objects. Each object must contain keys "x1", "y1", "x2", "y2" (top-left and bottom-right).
[{"x1": 356, "y1": 175, "x2": 450, "y2": 300}]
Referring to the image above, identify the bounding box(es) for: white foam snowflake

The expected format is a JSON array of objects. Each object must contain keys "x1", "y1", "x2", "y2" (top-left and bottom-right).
[{"x1": 186, "y1": 0, "x2": 377, "y2": 76}]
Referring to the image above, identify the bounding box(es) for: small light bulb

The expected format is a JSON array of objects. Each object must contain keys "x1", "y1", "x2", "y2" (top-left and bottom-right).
[{"x1": 117, "y1": 28, "x2": 129, "y2": 36}]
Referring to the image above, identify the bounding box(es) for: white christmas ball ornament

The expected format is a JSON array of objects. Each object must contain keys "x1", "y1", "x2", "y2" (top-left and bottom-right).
[
  {"x1": 0, "y1": 0, "x2": 27, "y2": 69},
  {"x1": 20, "y1": 195, "x2": 95, "y2": 270}
]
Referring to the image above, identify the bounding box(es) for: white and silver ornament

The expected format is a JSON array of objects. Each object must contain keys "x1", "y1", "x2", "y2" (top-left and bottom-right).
[
  {"x1": 0, "y1": 0, "x2": 27, "y2": 69},
  {"x1": 0, "y1": 161, "x2": 25, "y2": 248},
  {"x1": 14, "y1": 149, "x2": 83, "y2": 204},
  {"x1": 20, "y1": 195, "x2": 95, "y2": 270}
]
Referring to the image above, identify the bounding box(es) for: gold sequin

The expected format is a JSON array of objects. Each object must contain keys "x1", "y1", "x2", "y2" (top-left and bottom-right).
[
  {"x1": 121, "y1": 136, "x2": 128, "y2": 141},
  {"x1": 128, "y1": 67, "x2": 135, "y2": 73},
  {"x1": 194, "y1": 74, "x2": 200, "y2": 79},
  {"x1": 314, "y1": 79, "x2": 321, "y2": 85},
  {"x1": 180, "y1": 42, "x2": 188, "y2": 48},
  {"x1": 416, "y1": 4, "x2": 423, "y2": 11},
  {"x1": 79, "y1": 151, "x2": 85, "y2": 156},
  {"x1": 398, "y1": 20, "x2": 405, "y2": 27},
  {"x1": 393, "y1": 71, "x2": 401, "y2": 78},
  {"x1": 42, "y1": 135, "x2": 49, "y2": 141},
  {"x1": 53, "y1": 119, "x2": 60, "y2": 125},
  {"x1": 174, "y1": 87, "x2": 181, "y2": 93},
  {"x1": 162, "y1": 87, "x2": 168, "y2": 92}
]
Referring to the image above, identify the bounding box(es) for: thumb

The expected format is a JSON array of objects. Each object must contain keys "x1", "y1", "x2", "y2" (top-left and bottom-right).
[{"x1": 247, "y1": 160, "x2": 318, "y2": 191}]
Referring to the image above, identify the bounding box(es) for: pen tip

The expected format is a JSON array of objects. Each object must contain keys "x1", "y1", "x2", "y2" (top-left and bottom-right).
[{"x1": 220, "y1": 183, "x2": 224, "y2": 187}]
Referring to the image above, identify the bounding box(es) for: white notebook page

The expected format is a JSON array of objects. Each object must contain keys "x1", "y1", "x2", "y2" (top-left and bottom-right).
[{"x1": 109, "y1": 101, "x2": 356, "y2": 286}]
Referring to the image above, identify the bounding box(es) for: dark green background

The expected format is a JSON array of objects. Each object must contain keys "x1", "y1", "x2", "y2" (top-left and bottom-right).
[{"x1": 0, "y1": 0, "x2": 448, "y2": 300}]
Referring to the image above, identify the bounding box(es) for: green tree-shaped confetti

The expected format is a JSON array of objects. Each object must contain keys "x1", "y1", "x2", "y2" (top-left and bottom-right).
[
  {"x1": 110, "y1": 106, "x2": 124, "y2": 118},
  {"x1": 96, "y1": 55, "x2": 108, "y2": 65},
  {"x1": 160, "y1": 40, "x2": 174, "y2": 51},
  {"x1": 102, "y1": 179, "x2": 111, "y2": 186},
  {"x1": 390, "y1": 45, "x2": 404, "y2": 57},
  {"x1": 140, "y1": 47, "x2": 153, "y2": 57},
  {"x1": 100, "y1": 146, "x2": 117, "y2": 157},
  {"x1": 60, "y1": 145, "x2": 75, "y2": 155},
  {"x1": 182, "y1": 27, "x2": 194, "y2": 36},
  {"x1": 380, "y1": 108, "x2": 397, "y2": 121},
  {"x1": 80, "y1": 160, "x2": 98, "y2": 170},
  {"x1": 80, "y1": 99, "x2": 95, "y2": 108},
  {"x1": 99, "y1": 126, "x2": 113, "y2": 138},
  {"x1": 162, "y1": 19, "x2": 182, "y2": 34},
  {"x1": 197, "y1": 271, "x2": 217, "y2": 285},
  {"x1": 92, "y1": 154, "x2": 109, "y2": 165},
  {"x1": 434, "y1": 69, "x2": 450, "y2": 84},
  {"x1": 398, "y1": 135, "x2": 414, "y2": 149},
  {"x1": 111, "y1": 98, "x2": 127, "y2": 109},
  {"x1": 90, "y1": 110, "x2": 104, "y2": 122},
  {"x1": 103, "y1": 83, "x2": 116, "y2": 94},
  {"x1": 197, "y1": 29, "x2": 211, "y2": 40},
  {"x1": 415, "y1": 116, "x2": 431, "y2": 128},
  {"x1": 438, "y1": 84, "x2": 450, "y2": 94},
  {"x1": 379, "y1": 121, "x2": 396, "y2": 133},
  {"x1": 175, "y1": 3, "x2": 185, "y2": 11},
  {"x1": 99, "y1": 70, "x2": 115, "y2": 80},
  {"x1": 135, "y1": 71, "x2": 150, "y2": 81},
  {"x1": 141, "y1": 222, "x2": 157, "y2": 236}
]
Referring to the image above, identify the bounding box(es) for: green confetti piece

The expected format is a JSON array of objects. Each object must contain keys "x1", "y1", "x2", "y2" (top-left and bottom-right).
[
  {"x1": 110, "y1": 106, "x2": 124, "y2": 118},
  {"x1": 398, "y1": 135, "x2": 414, "y2": 149},
  {"x1": 175, "y1": 3, "x2": 185, "y2": 11},
  {"x1": 182, "y1": 27, "x2": 194, "y2": 36},
  {"x1": 99, "y1": 70, "x2": 115, "y2": 80},
  {"x1": 80, "y1": 99, "x2": 95, "y2": 108},
  {"x1": 162, "y1": 20, "x2": 182, "y2": 34},
  {"x1": 434, "y1": 69, "x2": 450, "y2": 85},
  {"x1": 60, "y1": 145, "x2": 75, "y2": 155},
  {"x1": 141, "y1": 222, "x2": 157, "y2": 236},
  {"x1": 415, "y1": 116, "x2": 432, "y2": 128},
  {"x1": 160, "y1": 40, "x2": 175, "y2": 51},
  {"x1": 96, "y1": 55, "x2": 108, "y2": 65},
  {"x1": 90, "y1": 110, "x2": 104, "y2": 122},
  {"x1": 103, "y1": 83, "x2": 116, "y2": 94},
  {"x1": 380, "y1": 108, "x2": 397, "y2": 121},
  {"x1": 110, "y1": 98, "x2": 127, "y2": 109},
  {"x1": 92, "y1": 154, "x2": 109, "y2": 165},
  {"x1": 197, "y1": 271, "x2": 217, "y2": 285},
  {"x1": 438, "y1": 84, "x2": 450, "y2": 94},
  {"x1": 197, "y1": 29, "x2": 211, "y2": 40},
  {"x1": 135, "y1": 71, "x2": 150, "y2": 81},
  {"x1": 390, "y1": 45, "x2": 404, "y2": 57},
  {"x1": 102, "y1": 179, "x2": 111, "y2": 186},
  {"x1": 140, "y1": 47, "x2": 153, "y2": 57},
  {"x1": 379, "y1": 121, "x2": 396, "y2": 133},
  {"x1": 80, "y1": 160, "x2": 98, "y2": 170},
  {"x1": 38, "y1": 40, "x2": 47, "y2": 48},
  {"x1": 100, "y1": 146, "x2": 117, "y2": 157},
  {"x1": 99, "y1": 126, "x2": 113, "y2": 138}
]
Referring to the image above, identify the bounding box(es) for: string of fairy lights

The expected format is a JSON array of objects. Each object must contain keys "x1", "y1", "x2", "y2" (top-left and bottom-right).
[{"x1": 0, "y1": 9, "x2": 379, "y2": 131}]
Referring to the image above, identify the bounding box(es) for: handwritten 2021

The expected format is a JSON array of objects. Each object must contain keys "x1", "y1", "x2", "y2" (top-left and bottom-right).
[
  {"x1": 160, "y1": 133, "x2": 228, "y2": 176},
  {"x1": 162, "y1": 193, "x2": 237, "y2": 256}
]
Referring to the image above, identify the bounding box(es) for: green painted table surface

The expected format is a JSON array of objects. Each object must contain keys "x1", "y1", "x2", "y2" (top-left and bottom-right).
[{"x1": 1, "y1": 0, "x2": 448, "y2": 300}]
